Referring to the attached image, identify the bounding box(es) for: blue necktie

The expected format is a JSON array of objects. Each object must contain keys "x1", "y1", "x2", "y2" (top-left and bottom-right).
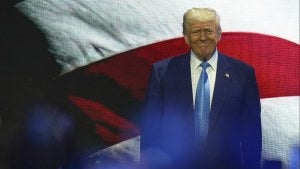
[{"x1": 194, "y1": 61, "x2": 210, "y2": 147}]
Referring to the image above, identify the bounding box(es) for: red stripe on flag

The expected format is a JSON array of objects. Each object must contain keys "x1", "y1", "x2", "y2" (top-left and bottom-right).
[
  {"x1": 86, "y1": 38, "x2": 189, "y2": 100},
  {"x1": 218, "y1": 33, "x2": 299, "y2": 98},
  {"x1": 68, "y1": 95, "x2": 140, "y2": 144}
]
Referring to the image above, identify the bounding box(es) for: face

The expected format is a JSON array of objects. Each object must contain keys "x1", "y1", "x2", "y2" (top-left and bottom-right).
[{"x1": 184, "y1": 20, "x2": 221, "y2": 60}]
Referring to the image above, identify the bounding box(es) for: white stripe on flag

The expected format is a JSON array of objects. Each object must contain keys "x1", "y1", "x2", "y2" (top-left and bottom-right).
[{"x1": 16, "y1": 0, "x2": 299, "y2": 74}]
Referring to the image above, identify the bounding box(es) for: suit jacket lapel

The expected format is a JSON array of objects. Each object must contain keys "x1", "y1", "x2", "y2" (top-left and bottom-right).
[{"x1": 209, "y1": 54, "x2": 231, "y2": 129}]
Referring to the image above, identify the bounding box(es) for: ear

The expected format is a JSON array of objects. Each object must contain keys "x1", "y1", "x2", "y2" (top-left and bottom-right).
[
  {"x1": 184, "y1": 35, "x2": 190, "y2": 47},
  {"x1": 217, "y1": 33, "x2": 221, "y2": 42},
  {"x1": 217, "y1": 27, "x2": 222, "y2": 42}
]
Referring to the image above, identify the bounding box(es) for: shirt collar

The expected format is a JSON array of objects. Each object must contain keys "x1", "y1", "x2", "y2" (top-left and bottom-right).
[{"x1": 190, "y1": 49, "x2": 218, "y2": 71}]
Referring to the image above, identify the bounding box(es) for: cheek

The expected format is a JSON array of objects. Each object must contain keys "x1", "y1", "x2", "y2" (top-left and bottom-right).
[
  {"x1": 207, "y1": 37, "x2": 218, "y2": 47},
  {"x1": 190, "y1": 36, "x2": 200, "y2": 44}
]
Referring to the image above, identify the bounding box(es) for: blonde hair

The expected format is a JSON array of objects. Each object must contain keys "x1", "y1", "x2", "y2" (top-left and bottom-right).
[{"x1": 182, "y1": 8, "x2": 221, "y2": 35}]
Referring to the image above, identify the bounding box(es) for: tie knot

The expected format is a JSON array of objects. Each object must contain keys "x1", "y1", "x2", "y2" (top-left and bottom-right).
[{"x1": 200, "y1": 61, "x2": 209, "y2": 70}]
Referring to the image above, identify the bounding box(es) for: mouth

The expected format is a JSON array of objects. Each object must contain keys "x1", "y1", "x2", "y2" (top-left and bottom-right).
[
  {"x1": 197, "y1": 41, "x2": 210, "y2": 45},
  {"x1": 197, "y1": 43, "x2": 210, "y2": 47}
]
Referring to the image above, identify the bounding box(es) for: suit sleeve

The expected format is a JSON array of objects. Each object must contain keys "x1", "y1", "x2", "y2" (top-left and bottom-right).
[
  {"x1": 241, "y1": 67, "x2": 262, "y2": 169},
  {"x1": 141, "y1": 64, "x2": 162, "y2": 148},
  {"x1": 140, "y1": 64, "x2": 165, "y2": 168}
]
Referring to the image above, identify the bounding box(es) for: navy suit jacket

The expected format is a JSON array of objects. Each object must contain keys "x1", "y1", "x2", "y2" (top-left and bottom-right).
[{"x1": 141, "y1": 52, "x2": 262, "y2": 169}]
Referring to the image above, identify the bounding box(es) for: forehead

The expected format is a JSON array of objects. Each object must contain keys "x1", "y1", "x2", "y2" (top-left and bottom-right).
[{"x1": 188, "y1": 20, "x2": 216, "y2": 29}]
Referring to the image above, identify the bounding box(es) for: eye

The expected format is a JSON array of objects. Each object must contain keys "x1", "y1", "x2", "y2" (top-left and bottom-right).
[
  {"x1": 204, "y1": 29, "x2": 214, "y2": 33},
  {"x1": 192, "y1": 30, "x2": 201, "y2": 34}
]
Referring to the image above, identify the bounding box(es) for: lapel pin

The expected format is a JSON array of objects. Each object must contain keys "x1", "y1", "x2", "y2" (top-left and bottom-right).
[{"x1": 225, "y1": 73, "x2": 230, "y2": 78}]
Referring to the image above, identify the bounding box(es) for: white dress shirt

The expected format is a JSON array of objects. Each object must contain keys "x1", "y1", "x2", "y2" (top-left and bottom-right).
[{"x1": 190, "y1": 50, "x2": 218, "y2": 108}]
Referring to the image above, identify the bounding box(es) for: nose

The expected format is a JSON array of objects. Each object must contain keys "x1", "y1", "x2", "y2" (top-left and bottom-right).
[{"x1": 199, "y1": 31, "x2": 206, "y2": 41}]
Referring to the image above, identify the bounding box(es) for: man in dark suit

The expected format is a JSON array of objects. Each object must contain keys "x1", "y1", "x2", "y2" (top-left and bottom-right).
[{"x1": 140, "y1": 8, "x2": 262, "y2": 169}]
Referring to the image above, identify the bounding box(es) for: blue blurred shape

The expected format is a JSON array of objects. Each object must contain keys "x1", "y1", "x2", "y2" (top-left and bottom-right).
[{"x1": 290, "y1": 145, "x2": 299, "y2": 169}]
